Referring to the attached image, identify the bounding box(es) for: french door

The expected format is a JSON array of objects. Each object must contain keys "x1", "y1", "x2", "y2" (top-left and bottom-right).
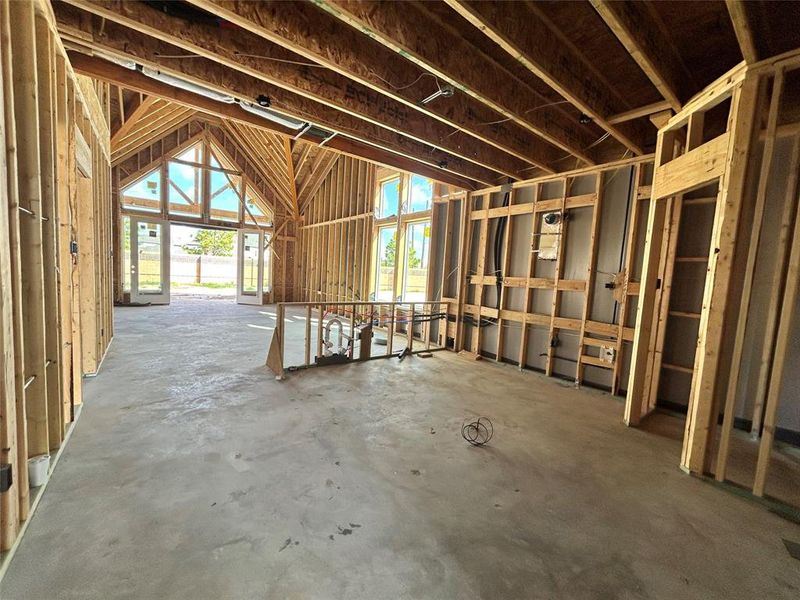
[
  {"x1": 237, "y1": 229, "x2": 266, "y2": 305},
  {"x1": 130, "y1": 216, "x2": 170, "y2": 304}
]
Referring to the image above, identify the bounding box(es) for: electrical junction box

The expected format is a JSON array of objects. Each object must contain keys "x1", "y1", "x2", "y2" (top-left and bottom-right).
[
  {"x1": 537, "y1": 212, "x2": 561, "y2": 260},
  {"x1": 600, "y1": 346, "x2": 616, "y2": 364},
  {"x1": 0, "y1": 463, "x2": 11, "y2": 493}
]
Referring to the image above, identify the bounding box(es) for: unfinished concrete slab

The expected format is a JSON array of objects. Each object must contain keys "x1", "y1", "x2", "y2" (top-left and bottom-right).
[{"x1": 3, "y1": 299, "x2": 799, "y2": 599}]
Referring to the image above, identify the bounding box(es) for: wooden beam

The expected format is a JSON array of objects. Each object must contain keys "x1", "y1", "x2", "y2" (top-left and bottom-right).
[
  {"x1": 445, "y1": 0, "x2": 650, "y2": 155},
  {"x1": 61, "y1": 19, "x2": 495, "y2": 187},
  {"x1": 591, "y1": 1, "x2": 689, "y2": 112},
  {"x1": 110, "y1": 94, "x2": 156, "y2": 145},
  {"x1": 60, "y1": 0, "x2": 529, "y2": 180},
  {"x1": 726, "y1": 0, "x2": 759, "y2": 64},
  {"x1": 316, "y1": 0, "x2": 602, "y2": 166},
  {"x1": 34, "y1": 14, "x2": 64, "y2": 452},
  {"x1": 0, "y1": 0, "x2": 22, "y2": 548},
  {"x1": 651, "y1": 133, "x2": 730, "y2": 200},
  {"x1": 66, "y1": 52, "x2": 478, "y2": 190},
  {"x1": 284, "y1": 138, "x2": 299, "y2": 219},
  {"x1": 185, "y1": 0, "x2": 560, "y2": 173},
  {"x1": 10, "y1": 0, "x2": 50, "y2": 462},
  {"x1": 608, "y1": 101, "x2": 673, "y2": 125}
]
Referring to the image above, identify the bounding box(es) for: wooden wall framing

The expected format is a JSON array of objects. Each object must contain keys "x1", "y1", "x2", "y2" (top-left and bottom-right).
[
  {"x1": 627, "y1": 52, "x2": 800, "y2": 508},
  {"x1": 450, "y1": 155, "x2": 654, "y2": 392},
  {"x1": 298, "y1": 155, "x2": 376, "y2": 305},
  {"x1": 0, "y1": 0, "x2": 113, "y2": 553}
]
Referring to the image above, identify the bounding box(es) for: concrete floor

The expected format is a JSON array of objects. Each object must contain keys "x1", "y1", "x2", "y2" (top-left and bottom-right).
[{"x1": 3, "y1": 298, "x2": 800, "y2": 599}]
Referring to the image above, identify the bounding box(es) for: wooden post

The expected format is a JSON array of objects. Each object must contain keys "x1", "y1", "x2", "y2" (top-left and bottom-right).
[
  {"x1": 304, "y1": 303, "x2": 311, "y2": 366},
  {"x1": 0, "y1": 0, "x2": 21, "y2": 549},
  {"x1": 545, "y1": 179, "x2": 568, "y2": 376},
  {"x1": 349, "y1": 302, "x2": 355, "y2": 358},
  {"x1": 752, "y1": 191, "x2": 800, "y2": 496},
  {"x1": 55, "y1": 53, "x2": 74, "y2": 430},
  {"x1": 316, "y1": 303, "x2": 324, "y2": 359},
  {"x1": 408, "y1": 303, "x2": 415, "y2": 350},
  {"x1": 576, "y1": 174, "x2": 604, "y2": 384},
  {"x1": 388, "y1": 303, "x2": 395, "y2": 355},
  {"x1": 644, "y1": 196, "x2": 682, "y2": 413},
  {"x1": 612, "y1": 165, "x2": 643, "y2": 396},
  {"x1": 35, "y1": 15, "x2": 63, "y2": 452},
  {"x1": 624, "y1": 191, "x2": 668, "y2": 425},
  {"x1": 11, "y1": 0, "x2": 49, "y2": 459}
]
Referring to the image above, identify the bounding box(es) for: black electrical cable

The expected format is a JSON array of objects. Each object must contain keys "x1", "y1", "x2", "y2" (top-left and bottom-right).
[
  {"x1": 494, "y1": 190, "x2": 511, "y2": 309},
  {"x1": 461, "y1": 417, "x2": 493, "y2": 446},
  {"x1": 611, "y1": 167, "x2": 636, "y2": 325}
]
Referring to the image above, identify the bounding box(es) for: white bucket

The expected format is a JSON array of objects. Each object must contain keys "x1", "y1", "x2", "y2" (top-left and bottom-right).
[{"x1": 28, "y1": 454, "x2": 50, "y2": 488}]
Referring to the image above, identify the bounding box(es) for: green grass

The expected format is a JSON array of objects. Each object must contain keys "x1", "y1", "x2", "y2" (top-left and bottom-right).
[{"x1": 171, "y1": 281, "x2": 235, "y2": 289}]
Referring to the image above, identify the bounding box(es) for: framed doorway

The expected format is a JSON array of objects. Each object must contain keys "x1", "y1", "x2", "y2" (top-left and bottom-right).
[{"x1": 130, "y1": 216, "x2": 171, "y2": 304}]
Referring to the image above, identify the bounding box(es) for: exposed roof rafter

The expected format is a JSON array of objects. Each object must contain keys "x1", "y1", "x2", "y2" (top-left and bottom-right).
[
  {"x1": 184, "y1": 0, "x2": 563, "y2": 173},
  {"x1": 725, "y1": 0, "x2": 759, "y2": 64},
  {"x1": 314, "y1": 0, "x2": 603, "y2": 166},
  {"x1": 591, "y1": 0, "x2": 692, "y2": 112},
  {"x1": 59, "y1": 0, "x2": 527, "y2": 180},
  {"x1": 444, "y1": 0, "x2": 651, "y2": 155}
]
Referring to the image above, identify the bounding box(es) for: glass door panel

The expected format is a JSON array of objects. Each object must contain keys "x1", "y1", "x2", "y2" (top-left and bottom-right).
[
  {"x1": 237, "y1": 229, "x2": 264, "y2": 305},
  {"x1": 375, "y1": 226, "x2": 397, "y2": 301},
  {"x1": 402, "y1": 220, "x2": 430, "y2": 301},
  {"x1": 130, "y1": 217, "x2": 170, "y2": 304}
]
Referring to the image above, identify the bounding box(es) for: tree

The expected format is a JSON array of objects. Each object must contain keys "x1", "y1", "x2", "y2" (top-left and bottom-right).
[
  {"x1": 381, "y1": 232, "x2": 422, "y2": 268},
  {"x1": 182, "y1": 229, "x2": 235, "y2": 256},
  {"x1": 381, "y1": 232, "x2": 397, "y2": 267},
  {"x1": 407, "y1": 244, "x2": 421, "y2": 268}
]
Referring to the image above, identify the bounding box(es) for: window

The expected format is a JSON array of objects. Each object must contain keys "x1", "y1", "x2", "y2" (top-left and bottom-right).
[
  {"x1": 244, "y1": 189, "x2": 272, "y2": 227},
  {"x1": 375, "y1": 226, "x2": 397, "y2": 301},
  {"x1": 136, "y1": 221, "x2": 164, "y2": 293},
  {"x1": 408, "y1": 175, "x2": 433, "y2": 213},
  {"x1": 240, "y1": 231, "x2": 260, "y2": 295},
  {"x1": 402, "y1": 220, "x2": 430, "y2": 301},
  {"x1": 119, "y1": 138, "x2": 274, "y2": 230},
  {"x1": 208, "y1": 149, "x2": 242, "y2": 223},
  {"x1": 121, "y1": 168, "x2": 161, "y2": 213},
  {"x1": 372, "y1": 171, "x2": 436, "y2": 302},
  {"x1": 377, "y1": 177, "x2": 400, "y2": 219},
  {"x1": 167, "y1": 144, "x2": 203, "y2": 218}
]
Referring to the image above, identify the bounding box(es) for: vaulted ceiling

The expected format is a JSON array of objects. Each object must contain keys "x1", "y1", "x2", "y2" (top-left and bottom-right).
[
  {"x1": 112, "y1": 104, "x2": 341, "y2": 219},
  {"x1": 55, "y1": 0, "x2": 800, "y2": 190}
]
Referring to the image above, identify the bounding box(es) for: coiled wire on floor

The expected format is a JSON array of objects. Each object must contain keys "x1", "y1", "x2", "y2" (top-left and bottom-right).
[{"x1": 461, "y1": 417, "x2": 493, "y2": 446}]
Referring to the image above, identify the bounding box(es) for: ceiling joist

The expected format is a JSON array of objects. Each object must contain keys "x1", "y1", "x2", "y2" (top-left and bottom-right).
[
  {"x1": 591, "y1": 0, "x2": 692, "y2": 112},
  {"x1": 184, "y1": 0, "x2": 563, "y2": 173},
  {"x1": 59, "y1": 0, "x2": 527, "y2": 182},
  {"x1": 725, "y1": 0, "x2": 759, "y2": 64},
  {"x1": 61, "y1": 50, "x2": 479, "y2": 191},
  {"x1": 444, "y1": 0, "x2": 651, "y2": 155},
  {"x1": 314, "y1": 0, "x2": 604, "y2": 166}
]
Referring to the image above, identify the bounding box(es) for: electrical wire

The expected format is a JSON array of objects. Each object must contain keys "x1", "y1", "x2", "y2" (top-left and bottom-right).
[
  {"x1": 232, "y1": 51, "x2": 328, "y2": 68},
  {"x1": 461, "y1": 417, "x2": 493, "y2": 446},
  {"x1": 369, "y1": 69, "x2": 439, "y2": 92}
]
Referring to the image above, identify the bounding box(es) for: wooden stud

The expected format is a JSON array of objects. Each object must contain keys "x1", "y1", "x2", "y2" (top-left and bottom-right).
[{"x1": 752, "y1": 185, "x2": 800, "y2": 496}]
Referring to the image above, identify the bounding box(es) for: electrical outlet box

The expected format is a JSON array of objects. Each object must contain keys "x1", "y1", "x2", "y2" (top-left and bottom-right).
[
  {"x1": 600, "y1": 346, "x2": 616, "y2": 364},
  {"x1": 0, "y1": 463, "x2": 11, "y2": 493}
]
